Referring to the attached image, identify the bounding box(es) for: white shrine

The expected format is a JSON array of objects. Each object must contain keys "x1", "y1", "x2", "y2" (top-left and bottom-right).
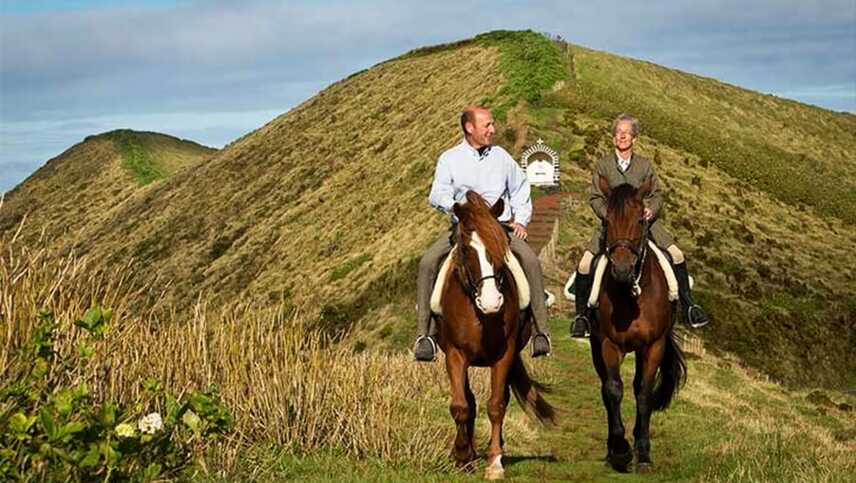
[{"x1": 519, "y1": 139, "x2": 560, "y2": 187}]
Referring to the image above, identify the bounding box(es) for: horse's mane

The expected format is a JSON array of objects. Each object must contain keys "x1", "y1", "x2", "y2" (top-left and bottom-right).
[
  {"x1": 458, "y1": 194, "x2": 509, "y2": 267},
  {"x1": 607, "y1": 184, "x2": 641, "y2": 219}
]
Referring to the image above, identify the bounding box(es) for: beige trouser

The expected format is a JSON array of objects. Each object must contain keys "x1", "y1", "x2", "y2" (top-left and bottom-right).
[{"x1": 416, "y1": 230, "x2": 550, "y2": 338}]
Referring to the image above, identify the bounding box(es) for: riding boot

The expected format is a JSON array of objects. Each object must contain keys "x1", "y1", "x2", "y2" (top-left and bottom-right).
[
  {"x1": 531, "y1": 304, "x2": 552, "y2": 358},
  {"x1": 414, "y1": 313, "x2": 438, "y2": 362},
  {"x1": 571, "y1": 271, "x2": 593, "y2": 338},
  {"x1": 673, "y1": 262, "x2": 710, "y2": 328}
]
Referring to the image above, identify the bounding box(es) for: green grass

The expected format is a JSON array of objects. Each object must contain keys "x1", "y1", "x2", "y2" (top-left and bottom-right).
[
  {"x1": 208, "y1": 318, "x2": 856, "y2": 482},
  {"x1": 396, "y1": 30, "x2": 568, "y2": 120},
  {"x1": 104, "y1": 129, "x2": 168, "y2": 185},
  {"x1": 330, "y1": 254, "x2": 372, "y2": 281}
]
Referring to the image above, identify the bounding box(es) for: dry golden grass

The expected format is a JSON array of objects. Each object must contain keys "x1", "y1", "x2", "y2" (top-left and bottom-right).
[{"x1": 0, "y1": 221, "x2": 544, "y2": 475}]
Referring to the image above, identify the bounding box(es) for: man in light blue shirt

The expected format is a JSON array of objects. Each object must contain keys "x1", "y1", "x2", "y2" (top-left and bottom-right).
[{"x1": 414, "y1": 107, "x2": 552, "y2": 361}]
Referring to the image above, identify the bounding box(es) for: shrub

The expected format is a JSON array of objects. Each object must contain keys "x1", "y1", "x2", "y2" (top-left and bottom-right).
[{"x1": 0, "y1": 308, "x2": 233, "y2": 481}]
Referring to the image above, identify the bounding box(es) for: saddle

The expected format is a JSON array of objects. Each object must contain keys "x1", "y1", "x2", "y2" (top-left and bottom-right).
[
  {"x1": 430, "y1": 247, "x2": 530, "y2": 315},
  {"x1": 581, "y1": 241, "x2": 682, "y2": 308}
]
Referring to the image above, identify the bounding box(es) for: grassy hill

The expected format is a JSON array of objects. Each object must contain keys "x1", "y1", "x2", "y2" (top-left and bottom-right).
[
  {"x1": 1, "y1": 32, "x2": 854, "y2": 386},
  {"x1": 1, "y1": 30, "x2": 854, "y2": 481},
  {"x1": 0, "y1": 130, "x2": 215, "y2": 249}
]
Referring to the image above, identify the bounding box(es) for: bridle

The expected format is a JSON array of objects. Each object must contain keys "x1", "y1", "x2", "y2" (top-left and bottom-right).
[
  {"x1": 605, "y1": 219, "x2": 650, "y2": 297},
  {"x1": 454, "y1": 227, "x2": 509, "y2": 308}
]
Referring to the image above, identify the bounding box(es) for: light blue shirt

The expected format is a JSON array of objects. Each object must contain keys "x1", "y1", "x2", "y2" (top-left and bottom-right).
[{"x1": 428, "y1": 139, "x2": 532, "y2": 226}]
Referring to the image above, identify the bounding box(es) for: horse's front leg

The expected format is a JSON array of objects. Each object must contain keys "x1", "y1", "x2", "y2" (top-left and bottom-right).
[
  {"x1": 485, "y1": 347, "x2": 515, "y2": 480},
  {"x1": 633, "y1": 338, "x2": 665, "y2": 471},
  {"x1": 445, "y1": 348, "x2": 476, "y2": 467},
  {"x1": 600, "y1": 339, "x2": 632, "y2": 472}
]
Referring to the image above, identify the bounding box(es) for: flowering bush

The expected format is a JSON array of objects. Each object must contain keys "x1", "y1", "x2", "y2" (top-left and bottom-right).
[{"x1": 0, "y1": 307, "x2": 233, "y2": 481}]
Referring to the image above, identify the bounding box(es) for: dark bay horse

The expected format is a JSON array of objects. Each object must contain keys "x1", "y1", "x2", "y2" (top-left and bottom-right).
[
  {"x1": 438, "y1": 191, "x2": 555, "y2": 480},
  {"x1": 591, "y1": 177, "x2": 686, "y2": 472}
]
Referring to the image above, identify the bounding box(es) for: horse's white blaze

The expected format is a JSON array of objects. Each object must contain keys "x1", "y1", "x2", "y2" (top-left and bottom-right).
[{"x1": 471, "y1": 232, "x2": 503, "y2": 314}]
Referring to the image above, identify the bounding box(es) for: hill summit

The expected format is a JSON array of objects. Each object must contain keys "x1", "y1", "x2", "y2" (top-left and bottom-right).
[
  {"x1": 1, "y1": 30, "x2": 854, "y2": 389},
  {"x1": 0, "y1": 129, "x2": 215, "y2": 248}
]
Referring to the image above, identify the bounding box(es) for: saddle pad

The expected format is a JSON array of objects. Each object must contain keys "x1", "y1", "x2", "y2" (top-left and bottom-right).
[
  {"x1": 647, "y1": 241, "x2": 679, "y2": 302},
  {"x1": 430, "y1": 248, "x2": 530, "y2": 315},
  {"x1": 587, "y1": 242, "x2": 680, "y2": 308},
  {"x1": 588, "y1": 254, "x2": 609, "y2": 308}
]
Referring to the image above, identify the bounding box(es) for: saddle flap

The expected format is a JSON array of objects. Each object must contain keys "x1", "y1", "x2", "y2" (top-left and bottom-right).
[
  {"x1": 430, "y1": 247, "x2": 530, "y2": 315},
  {"x1": 586, "y1": 243, "x2": 680, "y2": 309}
]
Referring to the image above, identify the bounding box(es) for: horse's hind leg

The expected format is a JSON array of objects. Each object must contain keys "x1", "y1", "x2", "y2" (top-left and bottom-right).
[
  {"x1": 445, "y1": 348, "x2": 476, "y2": 467},
  {"x1": 633, "y1": 338, "x2": 665, "y2": 471},
  {"x1": 597, "y1": 339, "x2": 632, "y2": 472}
]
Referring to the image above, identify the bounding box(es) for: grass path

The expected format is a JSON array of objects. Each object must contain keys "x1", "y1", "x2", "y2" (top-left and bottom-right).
[{"x1": 222, "y1": 317, "x2": 855, "y2": 482}]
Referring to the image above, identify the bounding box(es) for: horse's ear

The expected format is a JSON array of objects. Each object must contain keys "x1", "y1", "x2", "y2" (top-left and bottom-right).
[
  {"x1": 598, "y1": 175, "x2": 611, "y2": 198},
  {"x1": 637, "y1": 177, "x2": 653, "y2": 200},
  {"x1": 453, "y1": 201, "x2": 465, "y2": 220},
  {"x1": 490, "y1": 198, "x2": 504, "y2": 219}
]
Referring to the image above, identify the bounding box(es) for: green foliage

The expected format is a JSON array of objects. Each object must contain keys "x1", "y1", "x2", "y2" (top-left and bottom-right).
[
  {"x1": 105, "y1": 130, "x2": 167, "y2": 186},
  {"x1": 395, "y1": 30, "x2": 568, "y2": 121},
  {"x1": 0, "y1": 306, "x2": 233, "y2": 481},
  {"x1": 476, "y1": 30, "x2": 568, "y2": 119}
]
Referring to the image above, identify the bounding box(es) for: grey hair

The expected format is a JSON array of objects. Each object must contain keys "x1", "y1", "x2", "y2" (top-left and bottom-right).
[{"x1": 612, "y1": 113, "x2": 640, "y2": 137}]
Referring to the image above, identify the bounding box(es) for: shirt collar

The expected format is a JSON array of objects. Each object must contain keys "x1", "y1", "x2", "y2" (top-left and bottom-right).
[
  {"x1": 615, "y1": 151, "x2": 632, "y2": 171},
  {"x1": 461, "y1": 139, "x2": 492, "y2": 160},
  {"x1": 615, "y1": 150, "x2": 632, "y2": 164}
]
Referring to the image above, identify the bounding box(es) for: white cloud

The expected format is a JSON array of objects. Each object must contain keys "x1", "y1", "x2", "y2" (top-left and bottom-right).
[{"x1": 1, "y1": 0, "x2": 854, "y2": 190}]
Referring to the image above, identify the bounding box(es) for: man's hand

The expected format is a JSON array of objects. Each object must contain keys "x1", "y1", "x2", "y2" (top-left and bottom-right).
[
  {"x1": 510, "y1": 222, "x2": 528, "y2": 240},
  {"x1": 643, "y1": 208, "x2": 654, "y2": 222}
]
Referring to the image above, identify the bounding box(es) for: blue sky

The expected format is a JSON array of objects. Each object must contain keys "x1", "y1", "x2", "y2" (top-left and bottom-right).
[{"x1": 2, "y1": 0, "x2": 855, "y2": 193}]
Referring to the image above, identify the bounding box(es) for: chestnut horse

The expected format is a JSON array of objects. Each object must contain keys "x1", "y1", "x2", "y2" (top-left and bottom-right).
[
  {"x1": 591, "y1": 177, "x2": 686, "y2": 472},
  {"x1": 438, "y1": 191, "x2": 555, "y2": 480}
]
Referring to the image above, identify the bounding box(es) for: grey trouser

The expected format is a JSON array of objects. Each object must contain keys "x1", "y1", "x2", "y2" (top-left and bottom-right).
[{"x1": 416, "y1": 230, "x2": 550, "y2": 337}]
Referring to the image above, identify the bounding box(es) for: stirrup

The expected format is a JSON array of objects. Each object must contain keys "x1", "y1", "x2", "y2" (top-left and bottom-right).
[
  {"x1": 686, "y1": 305, "x2": 710, "y2": 329},
  {"x1": 414, "y1": 335, "x2": 438, "y2": 362},
  {"x1": 531, "y1": 333, "x2": 551, "y2": 358},
  {"x1": 570, "y1": 314, "x2": 590, "y2": 338}
]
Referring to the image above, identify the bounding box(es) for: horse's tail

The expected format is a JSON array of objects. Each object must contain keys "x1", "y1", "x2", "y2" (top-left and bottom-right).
[
  {"x1": 509, "y1": 355, "x2": 556, "y2": 426},
  {"x1": 651, "y1": 329, "x2": 687, "y2": 412}
]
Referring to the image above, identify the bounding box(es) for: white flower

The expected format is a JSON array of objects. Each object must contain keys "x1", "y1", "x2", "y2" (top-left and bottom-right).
[
  {"x1": 115, "y1": 422, "x2": 135, "y2": 438},
  {"x1": 138, "y1": 412, "x2": 163, "y2": 434}
]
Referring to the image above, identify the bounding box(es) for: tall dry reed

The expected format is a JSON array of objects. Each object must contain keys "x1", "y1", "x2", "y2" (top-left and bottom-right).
[{"x1": 0, "y1": 218, "x2": 460, "y2": 471}]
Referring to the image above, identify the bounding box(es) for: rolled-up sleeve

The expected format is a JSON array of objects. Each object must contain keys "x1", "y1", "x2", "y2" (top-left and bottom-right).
[
  {"x1": 506, "y1": 155, "x2": 532, "y2": 226},
  {"x1": 428, "y1": 155, "x2": 457, "y2": 213}
]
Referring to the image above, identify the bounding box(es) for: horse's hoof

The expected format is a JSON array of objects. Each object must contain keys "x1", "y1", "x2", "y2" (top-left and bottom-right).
[
  {"x1": 636, "y1": 462, "x2": 653, "y2": 473},
  {"x1": 484, "y1": 455, "x2": 505, "y2": 480},
  {"x1": 607, "y1": 450, "x2": 633, "y2": 473},
  {"x1": 484, "y1": 467, "x2": 505, "y2": 480}
]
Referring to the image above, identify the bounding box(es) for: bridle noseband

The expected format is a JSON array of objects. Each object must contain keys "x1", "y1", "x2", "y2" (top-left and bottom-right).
[{"x1": 605, "y1": 219, "x2": 650, "y2": 297}]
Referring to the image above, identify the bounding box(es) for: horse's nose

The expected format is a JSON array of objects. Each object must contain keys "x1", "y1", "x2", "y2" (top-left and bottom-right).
[
  {"x1": 476, "y1": 293, "x2": 504, "y2": 314},
  {"x1": 611, "y1": 264, "x2": 634, "y2": 284}
]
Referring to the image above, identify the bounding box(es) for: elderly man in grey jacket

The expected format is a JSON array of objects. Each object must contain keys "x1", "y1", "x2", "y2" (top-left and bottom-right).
[
  {"x1": 413, "y1": 106, "x2": 552, "y2": 361},
  {"x1": 570, "y1": 113, "x2": 710, "y2": 338}
]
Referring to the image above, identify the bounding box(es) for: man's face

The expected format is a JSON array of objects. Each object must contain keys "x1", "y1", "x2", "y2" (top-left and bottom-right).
[
  {"x1": 467, "y1": 110, "x2": 496, "y2": 148},
  {"x1": 613, "y1": 120, "x2": 636, "y2": 152}
]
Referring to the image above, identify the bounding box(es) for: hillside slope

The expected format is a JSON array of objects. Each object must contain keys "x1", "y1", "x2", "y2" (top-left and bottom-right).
[
  {"x1": 1, "y1": 31, "x2": 853, "y2": 389},
  {"x1": 0, "y1": 130, "x2": 215, "y2": 249}
]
